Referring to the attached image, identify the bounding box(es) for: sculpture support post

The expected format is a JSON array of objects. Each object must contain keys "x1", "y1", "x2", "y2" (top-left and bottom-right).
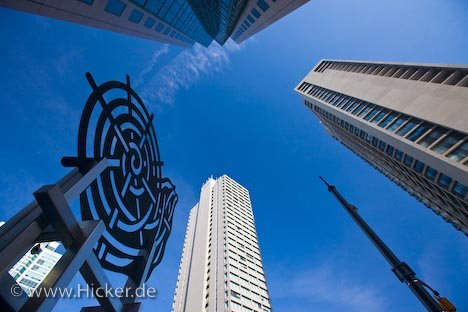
[{"x1": 0, "y1": 159, "x2": 128, "y2": 311}]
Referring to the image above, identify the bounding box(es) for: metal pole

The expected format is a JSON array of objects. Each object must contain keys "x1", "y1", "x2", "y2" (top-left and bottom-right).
[{"x1": 319, "y1": 177, "x2": 443, "y2": 312}]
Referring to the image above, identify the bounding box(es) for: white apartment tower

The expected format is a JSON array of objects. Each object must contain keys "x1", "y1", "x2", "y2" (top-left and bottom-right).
[
  {"x1": 295, "y1": 60, "x2": 468, "y2": 235},
  {"x1": 172, "y1": 175, "x2": 272, "y2": 312}
]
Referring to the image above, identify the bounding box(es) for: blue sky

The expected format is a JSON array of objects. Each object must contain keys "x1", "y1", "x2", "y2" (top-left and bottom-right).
[{"x1": 1, "y1": 0, "x2": 468, "y2": 311}]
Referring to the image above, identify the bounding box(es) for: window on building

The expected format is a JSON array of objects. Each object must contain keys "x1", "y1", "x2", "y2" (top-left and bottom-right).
[
  {"x1": 413, "y1": 160, "x2": 425, "y2": 173},
  {"x1": 251, "y1": 8, "x2": 261, "y2": 18},
  {"x1": 364, "y1": 107, "x2": 381, "y2": 121},
  {"x1": 357, "y1": 104, "x2": 373, "y2": 118},
  {"x1": 395, "y1": 149, "x2": 403, "y2": 161},
  {"x1": 378, "y1": 141, "x2": 386, "y2": 152},
  {"x1": 447, "y1": 141, "x2": 468, "y2": 162},
  {"x1": 378, "y1": 112, "x2": 398, "y2": 128},
  {"x1": 437, "y1": 174, "x2": 452, "y2": 189},
  {"x1": 403, "y1": 155, "x2": 414, "y2": 167},
  {"x1": 128, "y1": 9, "x2": 143, "y2": 23},
  {"x1": 155, "y1": 23, "x2": 164, "y2": 32},
  {"x1": 257, "y1": 0, "x2": 270, "y2": 12},
  {"x1": 424, "y1": 166, "x2": 438, "y2": 181},
  {"x1": 407, "y1": 122, "x2": 432, "y2": 142},
  {"x1": 386, "y1": 145, "x2": 395, "y2": 156},
  {"x1": 452, "y1": 181, "x2": 468, "y2": 199},
  {"x1": 396, "y1": 118, "x2": 420, "y2": 137},
  {"x1": 418, "y1": 126, "x2": 448, "y2": 147},
  {"x1": 387, "y1": 115, "x2": 408, "y2": 132},
  {"x1": 372, "y1": 137, "x2": 379, "y2": 147},
  {"x1": 105, "y1": 0, "x2": 126, "y2": 16},
  {"x1": 79, "y1": 0, "x2": 94, "y2": 4},
  {"x1": 144, "y1": 17, "x2": 155, "y2": 28},
  {"x1": 431, "y1": 132, "x2": 464, "y2": 154},
  {"x1": 371, "y1": 109, "x2": 389, "y2": 124}
]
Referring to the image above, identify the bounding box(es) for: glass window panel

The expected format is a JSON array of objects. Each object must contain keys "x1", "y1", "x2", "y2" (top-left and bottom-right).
[
  {"x1": 378, "y1": 112, "x2": 398, "y2": 128},
  {"x1": 395, "y1": 149, "x2": 403, "y2": 161},
  {"x1": 354, "y1": 126, "x2": 360, "y2": 136},
  {"x1": 247, "y1": 15, "x2": 255, "y2": 23},
  {"x1": 349, "y1": 124, "x2": 355, "y2": 133},
  {"x1": 418, "y1": 126, "x2": 448, "y2": 148},
  {"x1": 403, "y1": 155, "x2": 414, "y2": 167},
  {"x1": 364, "y1": 107, "x2": 380, "y2": 121},
  {"x1": 331, "y1": 95, "x2": 343, "y2": 106},
  {"x1": 386, "y1": 145, "x2": 395, "y2": 156},
  {"x1": 371, "y1": 109, "x2": 389, "y2": 124},
  {"x1": 378, "y1": 141, "x2": 386, "y2": 151},
  {"x1": 105, "y1": 0, "x2": 126, "y2": 16},
  {"x1": 431, "y1": 132, "x2": 464, "y2": 154},
  {"x1": 346, "y1": 101, "x2": 360, "y2": 112},
  {"x1": 407, "y1": 122, "x2": 432, "y2": 142},
  {"x1": 387, "y1": 115, "x2": 408, "y2": 132},
  {"x1": 437, "y1": 174, "x2": 452, "y2": 189},
  {"x1": 251, "y1": 8, "x2": 261, "y2": 18},
  {"x1": 452, "y1": 181, "x2": 468, "y2": 199},
  {"x1": 79, "y1": 0, "x2": 94, "y2": 4},
  {"x1": 257, "y1": 0, "x2": 270, "y2": 12},
  {"x1": 128, "y1": 9, "x2": 143, "y2": 23},
  {"x1": 372, "y1": 137, "x2": 379, "y2": 147},
  {"x1": 357, "y1": 103, "x2": 373, "y2": 118},
  {"x1": 424, "y1": 166, "x2": 437, "y2": 181},
  {"x1": 155, "y1": 22, "x2": 164, "y2": 32},
  {"x1": 413, "y1": 160, "x2": 425, "y2": 173},
  {"x1": 359, "y1": 129, "x2": 367, "y2": 140},
  {"x1": 396, "y1": 118, "x2": 420, "y2": 137},
  {"x1": 337, "y1": 97, "x2": 351, "y2": 109},
  {"x1": 351, "y1": 102, "x2": 365, "y2": 115},
  {"x1": 447, "y1": 141, "x2": 468, "y2": 162},
  {"x1": 341, "y1": 99, "x2": 355, "y2": 111},
  {"x1": 144, "y1": 17, "x2": 155, "y2": 28}
]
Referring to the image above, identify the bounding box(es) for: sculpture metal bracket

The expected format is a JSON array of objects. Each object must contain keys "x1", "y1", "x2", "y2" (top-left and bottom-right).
[{"x1": 0, "y1": 73, "x2": 178, "y2": 311}]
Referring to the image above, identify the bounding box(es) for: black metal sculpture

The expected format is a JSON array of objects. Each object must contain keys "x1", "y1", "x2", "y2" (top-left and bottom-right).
[
  {"x1": 71, "y1": 73, "x2": 177, "y2": 282},
  {"x1": 0, "y1": 73, "x2": 177, "y2": 311}
]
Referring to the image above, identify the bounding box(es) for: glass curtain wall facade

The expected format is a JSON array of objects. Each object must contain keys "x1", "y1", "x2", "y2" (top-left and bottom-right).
[
  {"x1": 172, "y1": 175, "x2": 271, "y2": 312},
  {"x1": 1, "y1": 0, "x2": 309, "y2": 46},
  {"x1": 295, "y1": 60, "x2": 468, "y2": 236}
]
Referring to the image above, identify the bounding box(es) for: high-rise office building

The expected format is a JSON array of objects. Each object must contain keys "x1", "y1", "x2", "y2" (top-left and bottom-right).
[
  {"x1": 0, "y1": 0, "x2": 308, "y2": 47},
  {"x1": 231, "y1": 0, "x2": 308, "y2": 44},
  {"x1": 9, "y1": 242, "x2": 62, "y2": 295},
  {"x1": 295, "y1": 60, "x2": 468, "y2": 235},
  {"x1": 0, "y1": 222, "x2": 62, "y2": 295},
  {"x1": 0, "y1": 0, "x2": 212, "y2": 47},
  {"x1": 172, "y1": 175, "x2": 272, "y2": 312}
]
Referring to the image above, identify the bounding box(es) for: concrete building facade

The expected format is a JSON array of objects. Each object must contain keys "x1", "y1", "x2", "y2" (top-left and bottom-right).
[
  {"x1": 0, "y1": 0, "x2": 309, "y2": 47},
  {"x1": 295, "y1": 60, "x2": 468, "y2": 235},
  {"x1": 172, "y1": 175, "x2": 271, "y2": 312}
]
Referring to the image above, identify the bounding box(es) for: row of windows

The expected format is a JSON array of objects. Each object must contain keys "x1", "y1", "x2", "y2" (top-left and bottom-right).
[
  {"x1": 325, "y1": 117, "x2": 468, "y2": 228},
  {"x1": 309, "y1": 102, "x2": 468, "y2": 201},
  {"x1": 232, "y1": 0, "x2": 273, "y2": 40},
  {"x1": 298, "y1": 83, "x2": 468, "y2": 165},
  {"x1": 94, "y1": 0, "x2": 195, "y2": 43},
  {"x1": 312, "y1": 61, "x2": 468, "y2": 87}
]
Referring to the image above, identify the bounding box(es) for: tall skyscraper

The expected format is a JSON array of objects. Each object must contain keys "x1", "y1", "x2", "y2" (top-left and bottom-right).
[
  {"x1": 295, "y1": 60, "x2": 468, "y2": 235},
  {"x1": 0, "y1": 222, "x2": 62, "y2": 295},
  {"x1": 9, "y1": 242, "x2": 62, "y2": 295},
  {"x1": 1, "y1": 0, "x2": 308, "y2": 47},
  {"x1": 231, "y1": 0, "x2": 308, "y2": 44},
  {"x1": 172, "y1": 175, "x2": 272, "y2": 312}
]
